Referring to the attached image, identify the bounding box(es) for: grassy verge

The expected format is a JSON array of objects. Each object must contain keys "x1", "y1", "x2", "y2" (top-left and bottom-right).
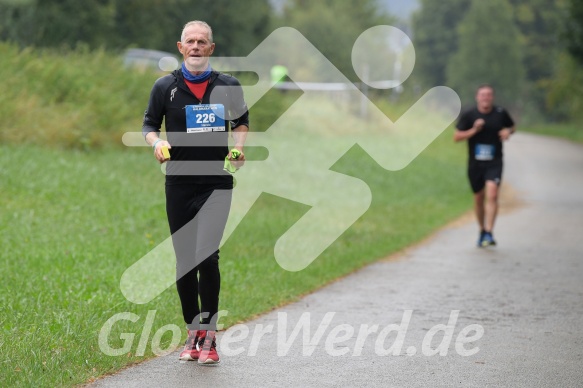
[
  {"x1": 0, "y1": 120, "x2": 470, "y2": 386},
  {"x1": 0, "y1": 43, "x2": 290, "y2": 150},
  {"x1": 0, "y1": 43, "x2": 160, "y2": 149},
  {"x1": 520, "y1": 122, "x2": 583, "y2": 143}
]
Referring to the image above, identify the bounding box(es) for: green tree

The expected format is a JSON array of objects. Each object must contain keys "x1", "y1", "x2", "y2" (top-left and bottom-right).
[
  {"x1": 507, "y1": 0, "x2": 567, "y2": 119},
  {"x1": 545, "y1": 53, "x2": 583, "y2": 121},
  {"x1": 279, "y1": 0, "x2": 393, "y2": 79},
  {"x1": 446, "y1": 0, "x2": 524, "y2": 107},
  {"x1": 509, "y1": 0, "x2": 565, "y2": 84},
  {"x1": 0, "y1": 0, "x2": 35, "y2": 45},
  {"x1": 0, "y1": 0, "x2": 115, "y2": 49},
  {"x1": 111, "y1": 0, "x2": 272, "y2": 56},
  {"x1": 564, "y1": 0, "x2": 583, "y2": 65},
  {"x1": 0, "y1": 0, "x2": 272, "y2": 55},
  {"x1": 411, "y1": 0, "x2": 471, "y2": 88}
]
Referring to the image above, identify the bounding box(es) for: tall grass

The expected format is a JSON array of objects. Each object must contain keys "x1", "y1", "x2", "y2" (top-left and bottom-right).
[
  {"x1": 0, "y1": 43, "x2": 161, "y2": 149},
  {"x1": 0, "y1": 43, "x2": 292, "y2": 150}
]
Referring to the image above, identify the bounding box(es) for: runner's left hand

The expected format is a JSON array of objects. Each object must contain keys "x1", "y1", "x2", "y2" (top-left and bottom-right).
[
  {"x1": 229, "y1": 147, "x2": 245, "y2": 168},
  {"x1": 499, "y1": 128, "x2": 512, "y2": 141}
]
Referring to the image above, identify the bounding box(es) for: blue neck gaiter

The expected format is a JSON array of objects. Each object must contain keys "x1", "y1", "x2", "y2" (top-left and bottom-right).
[{"x1": 182, "y1": 62, "x2": 212, "y2": 83}]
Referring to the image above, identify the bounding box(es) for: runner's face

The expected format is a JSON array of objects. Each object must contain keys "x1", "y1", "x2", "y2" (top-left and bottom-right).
[
  {"x1": 476, "y1": 87, "x2": 494, "y2": 110},
  {"x1": 178, "y1": 25, "x2": 215, "y2": 73}
]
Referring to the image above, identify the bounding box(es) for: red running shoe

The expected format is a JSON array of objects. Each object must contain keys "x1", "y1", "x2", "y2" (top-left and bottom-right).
[
  {"x1": 197, "y1": 330, "x2": 220, "y2": 365},
  {"x1": 178, "y1": 329, "x2": 200, "y2": 361}
]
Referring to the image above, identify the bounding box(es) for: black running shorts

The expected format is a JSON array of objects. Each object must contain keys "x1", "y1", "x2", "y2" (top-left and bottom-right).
[{"x1": 467, "y1": 161, "x2": 503, "y2": 193}]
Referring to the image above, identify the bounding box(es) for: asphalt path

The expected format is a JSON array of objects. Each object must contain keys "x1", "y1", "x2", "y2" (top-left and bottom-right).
[{"x1": 91, "y1": 133, "x2": 583, "y2": 388}]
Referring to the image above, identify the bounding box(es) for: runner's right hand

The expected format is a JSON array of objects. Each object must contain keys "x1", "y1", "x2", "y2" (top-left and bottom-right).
[
  {"x1": 473, "y1": 119, "x2": 485, "y2": 131},
  {"x1": 153, "y1": 140, "x2": 172, "y2": 164}
]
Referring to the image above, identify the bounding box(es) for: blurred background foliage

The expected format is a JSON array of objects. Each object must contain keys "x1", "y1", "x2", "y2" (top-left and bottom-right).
[{"x1": 0, "y1": 0, "x2": 582, "y2": 144}]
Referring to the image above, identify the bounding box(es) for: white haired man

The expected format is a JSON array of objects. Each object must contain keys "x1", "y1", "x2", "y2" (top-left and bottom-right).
[{"x1": 142, "y1": 20, "x2": 249, "y2": 364}]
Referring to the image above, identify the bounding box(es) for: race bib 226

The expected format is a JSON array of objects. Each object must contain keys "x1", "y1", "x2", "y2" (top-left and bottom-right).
[{"x1": 186, "y1": 104, "x2": 225, "y2": 133}]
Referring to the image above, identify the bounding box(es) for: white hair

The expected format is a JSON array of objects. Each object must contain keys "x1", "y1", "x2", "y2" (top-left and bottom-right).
[{"x1": 181, "y1": 20, "x2": 213, "y2": 43}]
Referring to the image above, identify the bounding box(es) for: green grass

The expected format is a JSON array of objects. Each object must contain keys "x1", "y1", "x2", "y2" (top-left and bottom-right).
[
  {"x1": 0, "y1": 123, "x2": 470, "y2": 386},
  {"x1": 520, "y1": 122, "x2": 583, "y2": 143}
]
